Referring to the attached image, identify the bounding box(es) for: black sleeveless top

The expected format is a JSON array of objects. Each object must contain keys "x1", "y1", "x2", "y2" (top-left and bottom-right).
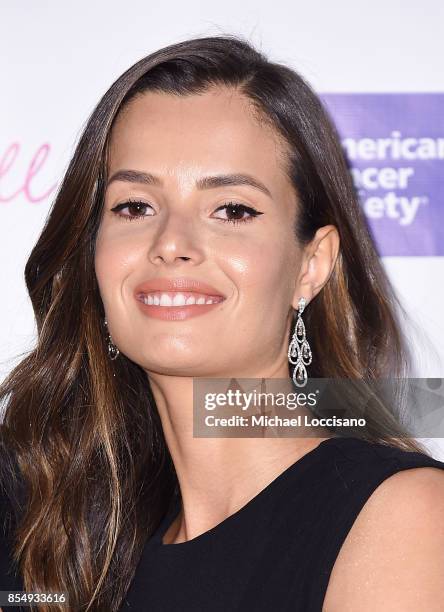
[{"x1": 2, "y1": 436, "x2": 444, "y2": 612}]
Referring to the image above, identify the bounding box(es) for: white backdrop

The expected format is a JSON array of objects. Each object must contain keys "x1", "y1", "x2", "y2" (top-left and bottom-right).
[{"x1": 1, "y1": 0, "x2": 443, "y2": 456}]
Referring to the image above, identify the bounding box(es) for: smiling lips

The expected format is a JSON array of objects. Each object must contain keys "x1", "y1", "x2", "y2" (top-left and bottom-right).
[
  {"x1": 134, "y1": 277, "x2": 226, "y2": 320},
  {"x1": 139, "y1": 291, "x2": 224, "y2": 306}
]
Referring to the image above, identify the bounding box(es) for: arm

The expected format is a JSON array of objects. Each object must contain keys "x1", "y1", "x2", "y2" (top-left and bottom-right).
[{"x1": 323, "y1": 466, "x2": 444, "y2": 611}]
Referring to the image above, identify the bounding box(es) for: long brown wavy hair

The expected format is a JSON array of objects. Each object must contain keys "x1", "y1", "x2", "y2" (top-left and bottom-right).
[{"x1": 0, "y1": 34, "x2": 430, "y2": 611}]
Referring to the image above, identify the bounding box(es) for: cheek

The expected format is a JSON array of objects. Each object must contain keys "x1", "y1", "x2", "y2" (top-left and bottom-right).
[
  {"x1": 221, "y1": 232, "x2": 294, "y2": 300},
  {"x1": 94, "y1": 227, "x2": 140, "y2": 306}
]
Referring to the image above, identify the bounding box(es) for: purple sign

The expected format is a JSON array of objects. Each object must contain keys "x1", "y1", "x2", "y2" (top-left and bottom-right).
[{"x1": 320, "y1": 94, "x2": 444, "y2": 256}]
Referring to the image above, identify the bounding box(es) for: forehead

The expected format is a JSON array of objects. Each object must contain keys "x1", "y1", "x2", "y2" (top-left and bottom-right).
[{"x1": 107, "y1": 87, "x2": 290, "y2": 185}]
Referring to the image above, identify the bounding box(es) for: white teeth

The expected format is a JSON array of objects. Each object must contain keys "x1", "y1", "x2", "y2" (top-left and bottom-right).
[
  {"x1": 172, "y1": 293, "x2": 186, "y2": 306},
  {"x1": 160, "y1": 294, "x2": 172, "y2": 306},
  {"x1": 141, "y1": 292, "x2": 221, "y2": 307}
]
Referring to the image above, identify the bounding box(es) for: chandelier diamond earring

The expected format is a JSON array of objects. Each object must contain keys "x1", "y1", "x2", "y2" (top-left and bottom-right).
[
  {"x1": 288, "y1": 297, "x2": 312, "y2": 387},
  {"x1": 104, "y1": 318, "x2": 120, "y2": 361}
]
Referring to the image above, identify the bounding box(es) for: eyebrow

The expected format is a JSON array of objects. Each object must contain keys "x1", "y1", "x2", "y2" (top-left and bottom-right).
[{"x1": 106, "y1": 169, "x2": 272, "y2": 198}]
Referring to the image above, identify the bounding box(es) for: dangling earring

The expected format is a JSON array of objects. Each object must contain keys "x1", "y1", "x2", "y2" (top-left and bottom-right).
[
  {"x1": 288, "y1": 297, "x2": 312, "y2": 387},
  {"x1": 104, "y1": 318, "x2": 120, "y2": 360}
]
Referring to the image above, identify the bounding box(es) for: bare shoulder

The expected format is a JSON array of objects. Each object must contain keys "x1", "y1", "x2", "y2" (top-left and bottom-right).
[{"x1": 323, "y1": 466, "x2": 444, "y2": 612}]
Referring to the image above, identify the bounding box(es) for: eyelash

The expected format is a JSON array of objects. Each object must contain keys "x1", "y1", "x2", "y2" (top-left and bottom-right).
[{"x1": 109, "y1": 199, "x2": 263, "y2": 226}]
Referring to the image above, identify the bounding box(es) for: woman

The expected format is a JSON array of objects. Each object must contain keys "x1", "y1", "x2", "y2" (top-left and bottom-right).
[{"x1": 1, "y1": 34, "x2": 443, "y2": 612}]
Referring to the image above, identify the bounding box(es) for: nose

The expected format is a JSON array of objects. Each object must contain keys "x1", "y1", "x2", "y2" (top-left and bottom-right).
[{"x1": 147, "y1": 212, "x2": 205, "y2": 266}]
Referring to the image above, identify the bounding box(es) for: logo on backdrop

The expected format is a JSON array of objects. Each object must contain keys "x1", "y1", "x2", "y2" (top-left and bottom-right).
[
  {"x1": 0, "y1": 142, "x2": 56, "y2": 203},
  {"x1": 321, "y1": 93, "x2": 444, "y2": 256}
]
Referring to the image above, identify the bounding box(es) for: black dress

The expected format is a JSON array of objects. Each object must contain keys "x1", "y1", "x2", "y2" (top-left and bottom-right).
[
  {"x1": 2, "y1": 437, "x2": 444, "y2": 611},
  {"x1": 120, "y1": 436, "x2": 444, "y2": 610}
]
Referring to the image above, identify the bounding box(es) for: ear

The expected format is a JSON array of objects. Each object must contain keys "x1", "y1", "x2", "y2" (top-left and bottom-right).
[{"x1": 291, "y1": 225, "x2": 340, "y2": 310}]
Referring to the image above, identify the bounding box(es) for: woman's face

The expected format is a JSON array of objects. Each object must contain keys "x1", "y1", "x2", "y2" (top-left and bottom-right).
[{"x1": 95, "y1": 86, "x2": 306, "y2": 378}]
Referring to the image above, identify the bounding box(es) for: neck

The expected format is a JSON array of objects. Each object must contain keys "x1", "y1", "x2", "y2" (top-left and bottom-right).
[{"x1": 147, "y1": 362, "x2": 332, "y2": 544}]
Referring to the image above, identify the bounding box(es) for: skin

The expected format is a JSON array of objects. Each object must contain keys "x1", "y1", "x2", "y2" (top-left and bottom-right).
[
  {"x1": 93, "y1": 85, "x2": 444, "y2": 610},
  {"x1": 322, "y1": 467, "x2": 444, "y2": 611}
]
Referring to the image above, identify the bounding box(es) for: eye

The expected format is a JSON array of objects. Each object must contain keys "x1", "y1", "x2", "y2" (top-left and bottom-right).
[
  {"x1": 110, "y1": 199, "x2": 154, "y2": 221},
  {"x1": 109, "y1": 199, "x2": 264, "y2": 225},
  {"x1": 212, "y1": 201, "x2": 264, "y2": 226}
]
